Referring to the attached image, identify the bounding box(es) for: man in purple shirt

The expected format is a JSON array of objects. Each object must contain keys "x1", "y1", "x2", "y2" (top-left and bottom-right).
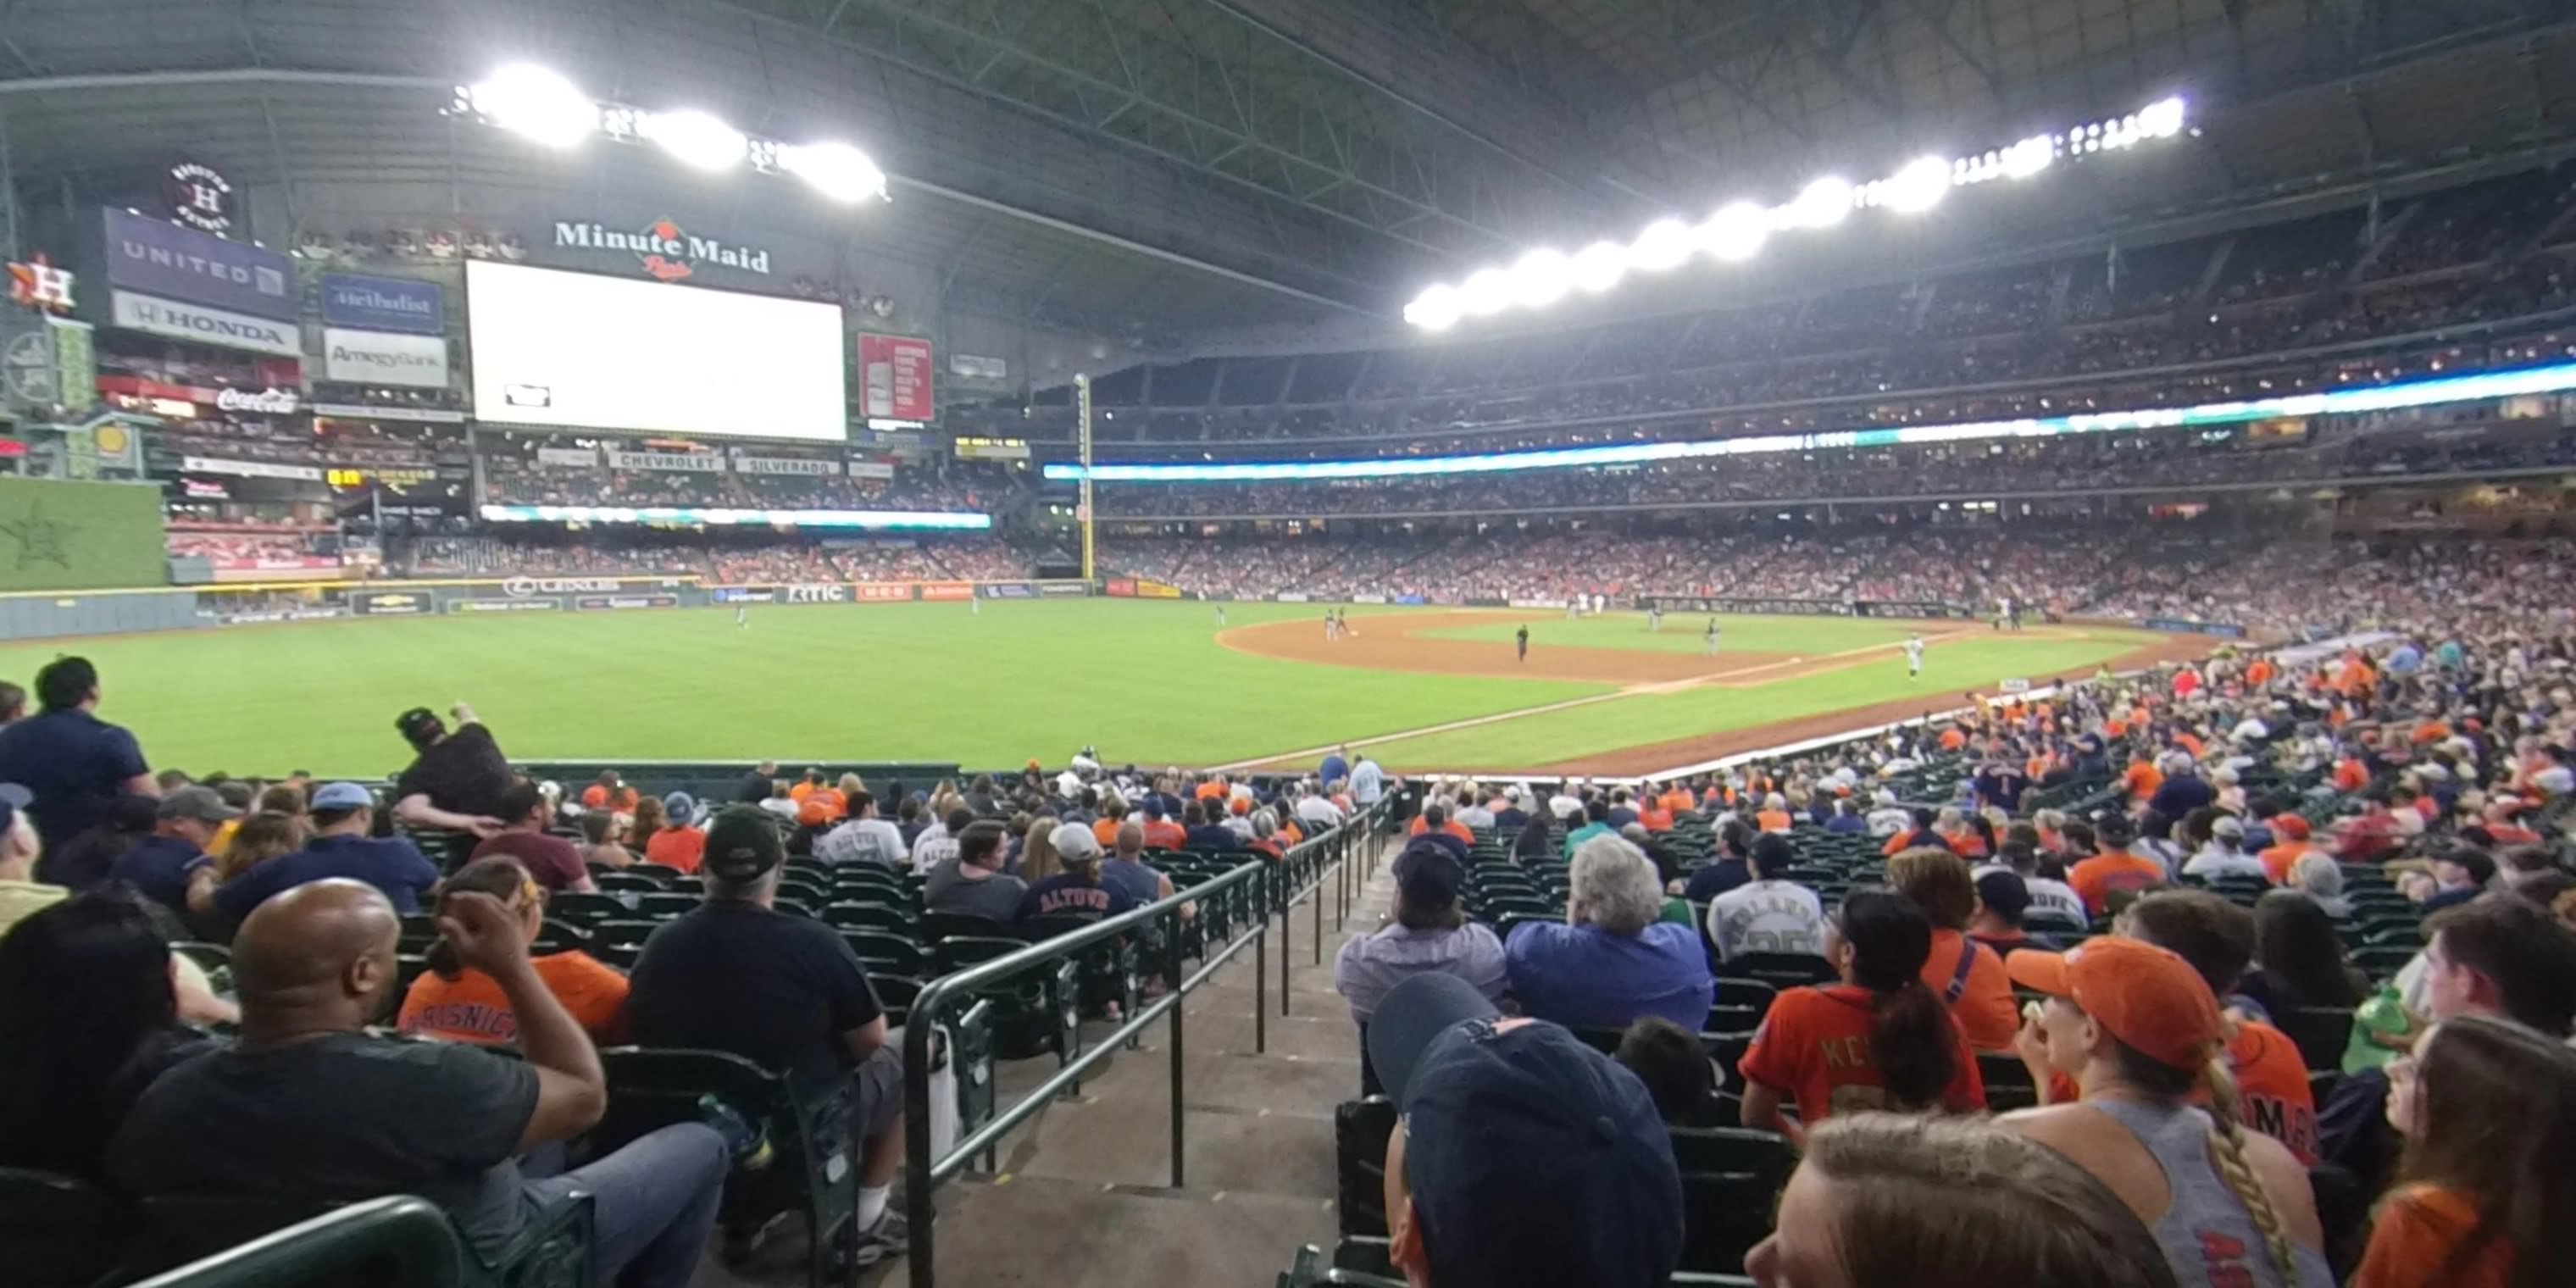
[{"x1": 1335, "y1": 844, "x2": 1506, "y2": 1094}]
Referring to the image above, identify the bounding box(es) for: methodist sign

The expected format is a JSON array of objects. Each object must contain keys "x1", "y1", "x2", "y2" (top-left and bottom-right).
[{"x1": 321, "y1": 273, "x2": 443, "y2": 334}]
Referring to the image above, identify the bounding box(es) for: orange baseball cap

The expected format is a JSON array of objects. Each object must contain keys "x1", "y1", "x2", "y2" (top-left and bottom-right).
[
  {"x1": 2004, "y1": 937, "x2": 2223, "y2": 1072},
  {"x1": 2268, "y1": 813, "x2": 2311, "y2": 841}
]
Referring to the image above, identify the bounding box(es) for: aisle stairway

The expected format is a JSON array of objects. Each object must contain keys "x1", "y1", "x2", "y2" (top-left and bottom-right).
[{"x1": 894, "y1": 838, "x2": 1394, "y2": 1288}]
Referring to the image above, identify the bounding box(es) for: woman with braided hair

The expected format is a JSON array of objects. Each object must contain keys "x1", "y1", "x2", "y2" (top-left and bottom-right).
[
  {"x1": 1747, "y1": 1114, "x2": 2179, "y2": 1288},
  {"x1": 2000, "y1": 936, "x2": 2333, "y2": 1288}
]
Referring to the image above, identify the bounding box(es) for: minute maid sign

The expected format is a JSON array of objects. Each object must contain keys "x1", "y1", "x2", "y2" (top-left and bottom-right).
[{"x1": 552, "y1": 218, "x2": 770, "y2": 283}]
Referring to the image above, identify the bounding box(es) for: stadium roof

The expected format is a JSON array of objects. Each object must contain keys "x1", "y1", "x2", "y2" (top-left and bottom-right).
[{"x1": 3, "y1": 0, "x2": 2573, "y2": 342}]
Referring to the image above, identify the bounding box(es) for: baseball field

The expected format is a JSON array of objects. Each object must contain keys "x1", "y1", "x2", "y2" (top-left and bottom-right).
[{"x1": 0, "y1": 599, "x2": 2199, "y2": 778}]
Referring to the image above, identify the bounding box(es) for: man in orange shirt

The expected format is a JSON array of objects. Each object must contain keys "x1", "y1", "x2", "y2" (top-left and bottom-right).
[
  {"x1": 2067, "y1": 815, "x2": 2166, "y2": 917},
  {"x1": 580, "y1": 770, "x2": 638, "y2": 813},
  {"x1": 1406, "y1": 805, "x2": 1475, "y2": 848},
  {"x1": 2257, "y1": 814, "x2": 2323, "y2": 886},
  {"x1": 2122, "y1": 752, "x2": 2163, "y2": 805},
  {"x1": 645, "y1": 795, "x2": 708, "y2": 875},
  {"x1": 398, "y1": 855, "x2": 630, "y2": 1046},
  {"x1": 1136, "y1": 799, "x2": 1187, "y2": 850},
  {"x1": 1092, "y1": 796, "x2": 1130, "y2": 848},
  {"x1": 1656, "y1": 784, "x2": 1694, "y2": 817},
  {"x1": 787, "y1": 769, "x2": 825, "y2": 802},
  {"x1": 1885, "y1": 848, "x2": 2019, "y2": 1051}
]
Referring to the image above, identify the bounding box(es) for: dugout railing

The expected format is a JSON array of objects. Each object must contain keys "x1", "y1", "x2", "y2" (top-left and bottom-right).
[{"x1": 899, "y1": 798, "x2": 1388, "y2": 1288}]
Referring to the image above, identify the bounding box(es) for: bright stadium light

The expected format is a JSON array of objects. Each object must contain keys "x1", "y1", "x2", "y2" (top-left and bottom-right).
[
  {"x1": 1782, "y1": 177, "x2": 1855, "y2": 229},
  {"x1": 1511, "y1": 248, "x2": 1574, "y2": 308},
  {"x1": 1396, "y1": 92, "x2": 2192, "y2": 328},
  {"x1": 780, "y1": 142, "x2": 887, "y2": 202},
  {"x1": 1569, "y1": 241, "x2": 1629, "y2": 293},
  {"x1": 2002, "y1": 134, "x2": 2055, "y2": 180},
  {"x1": 1879, "y1": 157, "x2": 1952, "y2": 213},
  {"x1": 1403, "y1": 284, "x2": 1463, "y2": 330},
  {"x1": 1457, "y1": 267, "x2": 1514, "y2": 315},
  {"x1": 643, "y1": 109, "x2": 747, "y2": 169},
  {"x1": 2140, "y1": 96, "x2": 2188, "y2": 138},
  {"x1": 464, "y1": 65, "x2": 597, "y2": 148},
  {"x1": 1628, "y1": 219, "x2": 1696, "y2": 272},
  {"x1": 1695, "y1": 202, "x2": 1769, "y2": 262}
]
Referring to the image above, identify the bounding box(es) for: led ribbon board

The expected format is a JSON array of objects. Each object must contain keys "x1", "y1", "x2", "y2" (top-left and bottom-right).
[
  {"x1": 1044, "y1": 361, "x2": 2576, "y2": 484},
  {"x1": 477, "y1": 504, "x2": 991, "y2": 530}
]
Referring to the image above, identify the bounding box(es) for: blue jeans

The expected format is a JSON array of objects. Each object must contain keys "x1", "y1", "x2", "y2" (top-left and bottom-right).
[{"x1": 526, "y1": 1122, "x2": 729, "y2": 1288}]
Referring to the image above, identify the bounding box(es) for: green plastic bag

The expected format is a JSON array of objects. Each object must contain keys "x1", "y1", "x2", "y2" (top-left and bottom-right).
[{"x1": 2342, "y1": 984, "x2": 2411, "y2": 1074}]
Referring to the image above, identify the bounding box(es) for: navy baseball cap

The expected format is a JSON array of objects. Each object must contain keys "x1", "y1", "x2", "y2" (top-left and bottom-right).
[
  {"x1": 1391, "y1": 843, "x2": 1463, "y2": 907},
  {"x1": 1366, "y1": 973, "x2": 1683, "y2": 1288}
]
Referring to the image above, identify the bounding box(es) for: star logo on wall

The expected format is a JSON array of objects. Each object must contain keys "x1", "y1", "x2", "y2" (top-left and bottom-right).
[{"x1": 0, "y1": 504, "x2": 78, "y2": 570}]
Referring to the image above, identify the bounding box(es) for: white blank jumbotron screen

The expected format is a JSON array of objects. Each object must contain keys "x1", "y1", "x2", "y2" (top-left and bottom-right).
[{"x1": 467, "y1": 260, "x2": 847, "y2": 441}]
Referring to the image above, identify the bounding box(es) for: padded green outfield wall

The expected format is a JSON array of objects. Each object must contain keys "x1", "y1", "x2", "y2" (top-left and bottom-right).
[{"x1": 0, "y1": 476, "x2": 168, "y2": 591}]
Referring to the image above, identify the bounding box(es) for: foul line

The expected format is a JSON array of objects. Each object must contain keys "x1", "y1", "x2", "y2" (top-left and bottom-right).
[{"x1": 1208, "y1": 629, "x2": 1976, "y2": 774}]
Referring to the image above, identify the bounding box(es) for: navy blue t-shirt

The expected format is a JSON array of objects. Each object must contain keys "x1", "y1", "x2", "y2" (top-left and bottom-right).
[
  {"x1": 212, "y1": 833, "x2": 441, "y2": 918},
  {"x1": 0, "y1": 708, "x2": 148, "y2": 850},
  {"x1": 108, "y1": 835, "x2": 208, "y2": 913},
  {"x1": 1016, "y1": 874, "x2": 1137, "y2": 923},
  {"x1": 1184, "y1": 824, "x2": 1237, "y2": 852}
]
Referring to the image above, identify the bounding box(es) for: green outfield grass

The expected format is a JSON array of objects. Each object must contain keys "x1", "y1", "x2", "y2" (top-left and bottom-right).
[
  {"x1": 0, "y1": 600, "x2": 1607, "y2": 775},
  {"x1": 1352, "y1": 627, "x2": 2156, "y2": 769},
  {"x1": 0, "y1": 602, "x2": 2159, "y2": 775}
]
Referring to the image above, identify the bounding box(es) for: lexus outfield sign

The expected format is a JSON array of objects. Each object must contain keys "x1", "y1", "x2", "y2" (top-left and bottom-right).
[
  {"x1": 324, "y1": 328, "x2": 450, "y2": 389},
  {"x1": 111, "y1": 291, "x2": 301, "y2": 356},
  {"x1": 502, "y1": 575, "x2": 621, "y2": 597}
]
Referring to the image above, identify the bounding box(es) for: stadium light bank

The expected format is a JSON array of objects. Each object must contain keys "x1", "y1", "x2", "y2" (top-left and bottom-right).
[
  {"x1": 1043, "y1": 359, "x2": 2576, "y2": 483},
  {"x1": 447, "y1": 64, "x2": 890, "y2": 204},
  {"x1": 1403, "y1": 96, "x2": 2190, "y2": 330}
]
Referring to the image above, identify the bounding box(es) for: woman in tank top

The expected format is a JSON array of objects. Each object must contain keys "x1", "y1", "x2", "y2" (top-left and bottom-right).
[{"x1": 1996, "y1": 936, "x2": 2334, "y2": 1288}]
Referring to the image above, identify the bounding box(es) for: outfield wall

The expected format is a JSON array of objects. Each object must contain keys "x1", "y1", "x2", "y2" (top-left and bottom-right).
[{"x1": 0, "y1": 577, "x2": 1091, "y2": 641}]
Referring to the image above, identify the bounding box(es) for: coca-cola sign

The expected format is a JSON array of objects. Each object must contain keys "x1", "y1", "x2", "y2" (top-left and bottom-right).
[{"x1": 214, "y1": 386, "x2": 300, "y2": 415}]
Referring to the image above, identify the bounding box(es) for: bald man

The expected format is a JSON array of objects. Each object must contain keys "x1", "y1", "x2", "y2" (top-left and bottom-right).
[{"x1": 108, "y1": 880, "x2": 727, "y2": 1288}]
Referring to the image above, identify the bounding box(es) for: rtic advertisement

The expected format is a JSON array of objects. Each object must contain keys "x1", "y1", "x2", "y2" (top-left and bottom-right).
[
  {"x1": 574, "y1": 594, "x2": 678, "y2": 611},
  {"x1": 785, "y1": 584, "x2": 847, "y2": 603}
]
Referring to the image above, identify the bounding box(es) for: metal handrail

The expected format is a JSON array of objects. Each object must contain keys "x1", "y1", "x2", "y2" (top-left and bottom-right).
[
  {"x1": 125, "y1": 1196, "x2": 464, "y2": 1288},
  {"x1": 902, "y1": 799, "x2": 1387, "y2": 1288}
]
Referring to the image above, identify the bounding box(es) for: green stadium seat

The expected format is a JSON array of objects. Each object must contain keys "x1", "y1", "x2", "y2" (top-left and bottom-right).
[
  {"x1": 919, "y1": 910, "x2": 1011, "y2": 944},
  {"x1": 1333, "y1": 1097, "x2": 1397, "y2": 1238},
  {"x1": 2278, "y1": 1008, "x2": 2357, "y2": 1072},
  {"x1": 591, "y1": 1048, "x2": 847, "y2": 1288},
  {"x1": 135, "y1": 1187, "x2": 592, "y2": 1288},
  {"x1": 1978, "y1": 1051, "x2": 2038, "y2": 1111},
  {"x1": 0, "y1": 1165, "x2": 125, "y2": 1288},
  {"x1": 839, "y1": 930, "x2": 924, "y2": 976}
]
